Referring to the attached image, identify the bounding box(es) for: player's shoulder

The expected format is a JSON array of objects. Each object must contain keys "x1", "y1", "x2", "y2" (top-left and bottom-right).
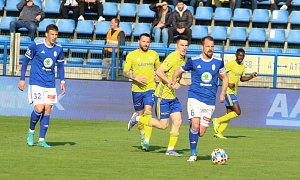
[
  {"x1": 147, "y1": 49, "x2": 159, "y2": 56},
  {"x1": 191, "y1": 55, "x2": 201, "y2": 60},
  {"x1": 212, "y1": 54, "x2": 223, "y2": 61},
  {"x1": 54, "y1": 42, "x2": 63, "y2": 48}
]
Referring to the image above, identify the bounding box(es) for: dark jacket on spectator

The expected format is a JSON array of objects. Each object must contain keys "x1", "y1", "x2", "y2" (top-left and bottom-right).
[
  {"x1": 17, "y1": 0, "x2": 45, "y2": 23},
  {"x1": 150, "y1": 4, "x2": 173, "y2": 28},
  {"x1": 171, "y1": 4, "x2": 192, "y2": 29}
]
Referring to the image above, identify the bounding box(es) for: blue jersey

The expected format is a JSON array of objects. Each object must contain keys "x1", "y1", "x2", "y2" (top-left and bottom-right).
[
  {"x1": 20, "y1": 39, "x2": 65, "y2": 88},
  {"x1": 181, "y1": 54, "x2": 226, "y2": 105}
]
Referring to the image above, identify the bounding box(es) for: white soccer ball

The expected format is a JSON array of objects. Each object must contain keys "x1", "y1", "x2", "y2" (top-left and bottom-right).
[{"x1": 211, "y1": 148, "x2": 228, "y2": 165}]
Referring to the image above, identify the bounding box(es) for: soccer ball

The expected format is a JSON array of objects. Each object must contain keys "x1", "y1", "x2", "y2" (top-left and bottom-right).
[{"x1": 211, "y1": 148, "x2": 228, "y2": 165}]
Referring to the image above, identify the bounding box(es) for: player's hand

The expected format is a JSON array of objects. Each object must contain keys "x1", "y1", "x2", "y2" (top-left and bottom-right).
[
  {"x1": 251, "y1": 72, "x2": 258, "y2": 78},
  {"x1": 60, "y1": 83, "x2": 66, "y2": 95},
  {"x1": 172, "y1": 82, "x2": 181, "y2": 90},
  {"x1": 18, "y1": 80, "x2": 26, "y2": 91},
  {"x1": 71, "y1": 1, "x2": 78, "y2": 6},
  {"x1": 219, "y1": 92, "x2": 225, "y2": 103},
  {"x1": 154, "y1": 74, "x2": 160, "y2": 82}
]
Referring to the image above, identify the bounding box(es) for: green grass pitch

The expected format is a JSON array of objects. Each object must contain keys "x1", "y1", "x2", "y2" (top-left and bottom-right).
[{"x1": 0, "y1": 116, "x2": 299, "y2": 179}]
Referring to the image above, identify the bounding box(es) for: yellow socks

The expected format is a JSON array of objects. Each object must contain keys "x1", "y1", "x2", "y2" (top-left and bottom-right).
[
  {"x1": 138, "y1": 110, "x2": 153, "y2": 126},
  {"x1": 144, "y1": 125, "x2": 152, "y2": 143},
  {"x1": 137, "y1": 122, "x2": 144, "y2": 131},
  {"x1": 216, "y1": 111, "x2": 238, "y2": 123},
  {"x1": 217, "y1": 121, "x2": 229, "y2": 134},
  {"x1": 167, "y1": 131, "x2": 179, "y2": 150}
]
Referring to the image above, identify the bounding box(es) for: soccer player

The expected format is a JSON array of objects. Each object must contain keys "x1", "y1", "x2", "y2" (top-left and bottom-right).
[
  {"x1": 18, "y1": 24, "x2": 65, "y2": 148},
  {"x1": 128, "y1": 35, "x2": 190, "y2": 156},
  {"x1": 212, "y1": 48, "x2": 257, "y2": 139},
  {"x1": 123, "y1": 33, "x2": 160, "y2": 151},
  {"x1": 172, "y1": 36, "x2": 228, "y2": 162}
]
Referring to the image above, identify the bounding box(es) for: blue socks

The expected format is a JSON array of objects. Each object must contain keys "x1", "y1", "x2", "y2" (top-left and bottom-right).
[
  {"x1": 29, "y1": 110, "x2": 42, "y2": 131},
  {"x1": 189, "y1": 128, "x2": 199, "y2": 156},
  {"x1": 39, "y1": 114, "x2": 50, "y2": 139}
]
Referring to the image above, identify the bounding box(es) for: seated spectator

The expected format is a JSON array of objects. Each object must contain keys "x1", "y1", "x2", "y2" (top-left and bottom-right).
[
  {"x1": 10, "y1": 0, "x2": 45, "y2": 40},
  {"x1": 150, "y1": 1, "x2": 173, "y2": 46},
  {"x1": 60, "y1": 0, "x2": 80, "y2": 21},
  {"x1": 173, "y1": 0, "x2": 197, "y2": 7},
  {"x1": 235, "y1": 0, "x2": 257, "y2": 10},
  {"x1": 271, "y1": 0, "x2": 292, "y2": 12},
  {"x1": 78, "y1": 0, "x2": 105, "y2": 21},
  {"x1": 168, "y1": 0, "x2": 193, "y2": 44},
  {"x1": 102, "y1": 18, "x2": 125, "y2": 80}
]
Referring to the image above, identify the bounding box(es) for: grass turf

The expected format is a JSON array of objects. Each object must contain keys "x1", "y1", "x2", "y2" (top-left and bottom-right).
[{"x1": 0, "y1": 116, "x2": 299, "y2": 179}]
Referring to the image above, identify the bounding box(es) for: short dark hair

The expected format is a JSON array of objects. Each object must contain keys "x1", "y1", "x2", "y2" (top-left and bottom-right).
[
  {"x1": 139, "y1": 33, "x2": 151, "y2": 40},
  {"x1": 177, "y1": 0, "x2": 184, "y2": 4},
  {"x1": 112, "y1": 18, "x2": 120, "y2": 27},
  {"x1": 201, "y1": 35, "x2": 214, "y2": 45},
  {"x1": 46, "y1": 24, "x2": 58, "y2": 33},
  {"x1": 175, "y1": 35, "x2": 189, "y2": 43},
  {"x1": 236, "y1": 48, "x2": 245, "y2": 54}
]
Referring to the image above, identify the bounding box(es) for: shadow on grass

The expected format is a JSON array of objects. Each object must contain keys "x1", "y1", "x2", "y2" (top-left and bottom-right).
[
  {"x1": 225, "y1": 135, "x2": 247, "y2": 138},
  {"x1": 48, "y1": 142, "x2": 76, "y2": 146},
  {"x1": 132, "y1": 145, "x2": 165, "y2": 151}
]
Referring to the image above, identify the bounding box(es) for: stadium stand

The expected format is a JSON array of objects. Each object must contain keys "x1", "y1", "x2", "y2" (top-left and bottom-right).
[
  {"x1": 229, "y1": 27, "x2": 247, "y2": 46},
  {"x1": 102, "y1": 2, "x2": 118, "y2": 17},
  {"x1": 119, "y1": 22, "x2": 132, "y2": 38},
  {"x1": 137, "y1": 4, "x2": 155, "y2": 18},
  {"x1": 248, "y1": 28, "x2": 267, "y2": 47},
  {"x1": 252, "y1": 9, "x2": 270, "y2": 28},
  {"x1": 119, "y1": 3, "x2": 137, "y2": 22},
  {"x1": 0, "y1": 16, "x2": 17, "y2": 33},
  {"x1": 271, "y1": 10, "x2": 289, "y2": 29},
  {"x1": 287, "y1": 30, "x2": 300, "y2": 48},
  {"x1": 267, "y1": 29, "x2": 286, "y2": 48},
  {"x1": 132, "y1": 23, "x2": 151, "y2": 38},
  {"x1": 214, "y1": 7, "x2": 232, "y2": 26},
  {"x1": 95, "y1": 21, "x2": 111, "y2": 39},
  {"x1": 233, "y1": 8, "x2": 251, "y2": 27},
  {"x1": 191, "y1": 25, "x2": 208, "y2": 43},
  {"x1": 44, "y1": 0, "x2": 61, "y2": 17},
  {"x1": 0, "y1": 0, "x2": 4, "y2": 13},
  {"x1": 38, "y1": 18, "x2": 56, "y2": 35},
  {"x1": 75, "y1": 20, "x2": 95, "y2": 39},
  {"x1": 290, "y1": 11, "x2": 300, "y2": 29},
  {"x1": 210, "y1": 26, "x2": 227, "y2": 45},
  {"x1": 57, "y1": 19, "x2": 76, "y2": 38},
  {"x1": 195, "y1": 6, "x2": 213, "y2": 26}
]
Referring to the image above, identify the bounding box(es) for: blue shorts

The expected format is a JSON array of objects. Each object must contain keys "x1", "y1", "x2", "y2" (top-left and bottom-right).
[
  {"x1": 225, "y1": 94, "x2": 239, "y2": 107},
  {"x1": 154, "y1": 96, "x2": 182, "y2": 119},
  {"x1": 132, "y1": 90, "x2": 155, "y2": 111}
]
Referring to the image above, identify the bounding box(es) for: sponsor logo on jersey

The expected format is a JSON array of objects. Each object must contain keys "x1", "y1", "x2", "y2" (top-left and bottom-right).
[
  {"x1": 43, "y1": 58, "x2": 53, "y2": 68},
  {"x1": 212, "y1": 64, "x2": 216, "y2": 71},
  {"x1": 201, "y1": 72, "x2": 212, "y2": 83},
  {"x1": 47, "y1": 95, "x2": 56, "y2": 99},
  {"x1": 197, "y1": 65, "x2": 201, "y2": 68},
  {"x1": 41, "y1": 50, "x2": 45, "y2": 54},
  {"x1": 203, "y1": 116, "x2": 211, "y2": 122},
  {"x1": 54, "y1": 51, "x2": 57, "y2": 57}
]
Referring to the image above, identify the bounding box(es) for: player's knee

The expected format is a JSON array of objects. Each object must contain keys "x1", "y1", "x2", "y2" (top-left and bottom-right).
[
  {"x1": 235, "y1": 110, "x2": 241, "y2": 116},
  {"x1": 34, "y1": 106, "x2": 45, "y2": 114}
]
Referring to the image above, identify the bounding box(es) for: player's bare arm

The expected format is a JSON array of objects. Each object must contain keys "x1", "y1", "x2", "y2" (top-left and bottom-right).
[
  {"x1": 179, "y1": 78, "x2": 191, "y2": 86},
  {"x1": 156, "y1": 66, "x2": 171, "y2": 88},
  {"x1": 172, "y1": 68, "x2": 184, "y2": 87},
  {"x1": 123, "y1": 71, "x2": 147, "y2": 84},
  {"x1": 240, "y1": 72, "x2": 258, "y2": 82},
  {"x1": 219, "y1": 72, "x2": 228, "y2": 103},
  {"x1": 18, "y1": 80, "x2": 26, "y2": 91},
  {"x1": 60, "y1": 82, "x2": 66, "y2": 95}
]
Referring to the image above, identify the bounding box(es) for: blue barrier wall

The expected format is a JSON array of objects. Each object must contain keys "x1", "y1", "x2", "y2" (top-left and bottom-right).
[{"x1": 0, "y1": 76, "x2": 299, "y2": 129}]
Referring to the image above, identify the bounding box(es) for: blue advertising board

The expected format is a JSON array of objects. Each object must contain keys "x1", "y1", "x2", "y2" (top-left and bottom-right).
[{"x1": 0, "y1": 76, "x2": 299, "y2": 129}]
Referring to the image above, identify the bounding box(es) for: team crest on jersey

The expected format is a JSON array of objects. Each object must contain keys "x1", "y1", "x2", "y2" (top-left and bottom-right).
[
  {"x1": 43, "y1": 58, "x2": 53, "y2": 68},
  {"x1": 201, "y1": 72, "x2": 212, "y2": 83},
  {"x1": 54, "y1": 51, "x2": 57, "y2": 57},
  {"x1": 212, "y1": 64, "x2": 216, "y2": 71}
]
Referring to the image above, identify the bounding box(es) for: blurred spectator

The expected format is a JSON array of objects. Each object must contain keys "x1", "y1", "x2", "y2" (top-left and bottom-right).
[
  {"x1": 173, "y1": 0, "x2": 197, "y2": 6},
  {"x1": 78, "y1": 0, "x2": 105, "y2": 21},
  {"x1": 235, "y1": 0, "x2": 257, "y2": 10},
  {"x1": 60, "y1": 0, "x2": 80, "y2": 21},
  {"x1": 10, "y1": 0, "x2": 45, "y2": 40},
  {"x1": 271, "y1": 0, "x2": 292, "y2": 12},
  {"x1": 150, "y1": 1, "x2": 173, "y2": 46},
  {"x1": 168, "y1": 0, "x2": 193, "y2": 44},
  {"x1": 102, "y1": 18, "x2": 125, "y2": 80}
]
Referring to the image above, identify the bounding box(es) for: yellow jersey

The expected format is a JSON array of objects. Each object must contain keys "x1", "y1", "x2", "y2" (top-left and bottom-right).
[
  {"x1": 124, "y1": 49, "x2": 160, "y2": 92},
  {"x1": 154, "y1": 51, "x2": 186, "y2": 99},
  {"x1": 226, "y1": 60, "x2": 245, "y2": 95}
]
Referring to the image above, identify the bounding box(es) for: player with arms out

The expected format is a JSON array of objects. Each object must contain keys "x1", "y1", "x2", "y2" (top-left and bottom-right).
[
  {"x1": 212, "y1": 48, "x2": 257, "y2": 139},
  {"x1": 172, "y1": 36, "x2": 228, "y2": 162},
  {"x1": 123, "y1": 33, "x2": 160, "y2": 150},
  {"x1": 18, "y1": 24, "x2": 65, "y2": 148},
  {"x1": 128, "y1": 35, "x2": 190, "y2": 156}
]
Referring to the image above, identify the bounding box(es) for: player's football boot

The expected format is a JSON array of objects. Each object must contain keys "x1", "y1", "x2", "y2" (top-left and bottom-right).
[
  {"x1": 165, "y1": 150, "x2": 183, "y2": 157},
  {"x1": 37, "y1": 141, "x2": 51, "y2": 148},
  {"x1": 187, "y1": 155, "x2": 197, "y2": 162},
  {"x1": 214, "y1": 133, "x2": 227, "y2": 139},
  {"x1": 212, "y1": 118, "x2": 219, "y2": 134},
  {"x1": 127, "y1": 112, "x2": 138, "y2": 131},
  {"x1": 142, "y1": 142, "x2": 149, "y2": 151},
  {"x1": 27, "y1": 131, "x2": 34, "y2": 147}
]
